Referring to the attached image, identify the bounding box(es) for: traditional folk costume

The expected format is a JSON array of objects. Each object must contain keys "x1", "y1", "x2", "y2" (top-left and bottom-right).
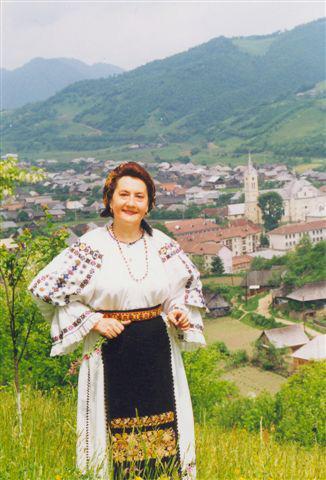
[{"x1": 28, "y1": 223, "x2": 206, "y2": 480}]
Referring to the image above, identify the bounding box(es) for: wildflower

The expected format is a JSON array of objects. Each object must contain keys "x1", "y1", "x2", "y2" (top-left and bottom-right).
[{"x1": 55, "y1": 475, "x2": 62, "y2": 480}]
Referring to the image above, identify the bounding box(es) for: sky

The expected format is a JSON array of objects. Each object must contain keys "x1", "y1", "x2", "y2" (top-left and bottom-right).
[{"x1": 2, "y1": 1, "x2": 325, "y2": 71}]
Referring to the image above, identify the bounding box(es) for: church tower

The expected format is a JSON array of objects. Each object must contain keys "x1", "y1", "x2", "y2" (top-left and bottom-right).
[{"x1": 244, "y1": 153, "x2": 261, "y2": 224}]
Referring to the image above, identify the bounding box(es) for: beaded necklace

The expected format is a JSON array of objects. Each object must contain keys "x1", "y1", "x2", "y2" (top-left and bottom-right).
[{"x1": 108, "y1": 224, "x2": 149, "y2": 283}]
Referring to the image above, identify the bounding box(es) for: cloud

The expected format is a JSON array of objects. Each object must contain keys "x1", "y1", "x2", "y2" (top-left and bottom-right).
[{"x1": 2, "y1": 1, "x2": 325, "y2": 70}]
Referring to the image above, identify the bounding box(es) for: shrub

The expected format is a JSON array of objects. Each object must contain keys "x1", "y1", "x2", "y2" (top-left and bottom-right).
[
  {"x1": 227, "y1": 349, "x2": 249, "y2": 368},
  {"x1": 275, "y1": 362, "x2": 326, "y2": 447},
  {"x1": 252, "y1": 341, "x2": 288, "y2": 374},
  {"x1": 183, "y1": 343, "x2": 237, "y2": 421},
  {"x1": 214, "y1": 392, "x2": 277, "y2": 432}
]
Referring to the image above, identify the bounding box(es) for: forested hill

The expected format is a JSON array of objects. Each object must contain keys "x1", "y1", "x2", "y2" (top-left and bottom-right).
[
  {"x1": 1, "y1": 57, "x2": 124, "y2": 109},
  {"x1": 1, "y1": 18, "x2": 325, "y2": 154}
]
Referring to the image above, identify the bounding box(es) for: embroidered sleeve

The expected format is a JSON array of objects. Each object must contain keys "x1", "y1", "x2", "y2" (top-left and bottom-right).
[
  {"x1": 28, "y1": 240, "x2": 103, "y2": 356},
  {"x1": 158, "y1": 236, "x2": 207, "y2": 351}
]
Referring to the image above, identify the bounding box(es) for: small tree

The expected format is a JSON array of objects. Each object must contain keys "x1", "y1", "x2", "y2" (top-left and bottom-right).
[
  {"x1": 258, "y1": 191, "x2": 284, "y2": 231},
  {"x1": 191, "y1": 254, "x2": 209, "y2": 276},
  {"x1": 17, "y1": 211, "x2": 29, "y2": 222},
  {"x1": 0, "y1": 155, "x2": 44, "y2": 200},
  {"x1": 0, "y1": 223, "x2": 68, "y2": 432},
  {"x1": 211, "y1": 256, "x2": 225, "y2": 275}
]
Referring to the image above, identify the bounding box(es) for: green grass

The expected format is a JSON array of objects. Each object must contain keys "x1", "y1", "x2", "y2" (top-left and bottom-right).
[
  {"x1": 222, "y1": 365, "x2": 287, "y2": 397},
  {"x1": 1, "y1": 387, "x2": 325, "y2": 480},
  {"x1": 204, "y1": 316, "x2": 259, "y2": 353}
]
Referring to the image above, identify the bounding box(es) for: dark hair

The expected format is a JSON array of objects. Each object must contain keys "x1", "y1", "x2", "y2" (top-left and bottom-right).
[{"x1": 101, "y1": 162, "x2": 156, "y2": 236}]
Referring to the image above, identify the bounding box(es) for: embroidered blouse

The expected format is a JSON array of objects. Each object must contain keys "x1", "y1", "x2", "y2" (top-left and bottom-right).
[{"x1": 28, "y1": 225, "x2": 207, "y2": 356}]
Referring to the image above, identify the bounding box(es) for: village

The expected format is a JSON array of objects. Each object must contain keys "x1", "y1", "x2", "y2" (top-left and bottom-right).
[{"x1": 1, "y1": 153, "x2": 326, "y2": 395}]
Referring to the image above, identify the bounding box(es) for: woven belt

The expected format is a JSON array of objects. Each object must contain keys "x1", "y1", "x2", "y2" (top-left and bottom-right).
[{"x1": 96, "y1": 304, "x2": 163, "y2": 322}]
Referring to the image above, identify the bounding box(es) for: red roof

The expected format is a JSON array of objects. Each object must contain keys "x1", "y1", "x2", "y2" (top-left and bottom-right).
[
  {"x1": 179, "y1": 239, "x2": 225, "y2": 255},
  {"x1": 269, "y1": 220, "x2": 326, "y2": 236},
  {"x1": 165, "y1": 218, "x2": 218, "y2": 235}
]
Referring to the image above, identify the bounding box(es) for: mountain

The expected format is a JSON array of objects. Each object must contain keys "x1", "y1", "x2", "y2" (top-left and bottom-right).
[
  {"x1": 1, "y1": 57, "x2": 124, "y2": 109},
  {"x1": 1, "y1": 18, "x2": 325, "y2": 156}
]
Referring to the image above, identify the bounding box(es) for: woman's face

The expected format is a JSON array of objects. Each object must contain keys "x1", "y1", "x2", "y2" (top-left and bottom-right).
[{"x1": 110, "y1": 176, "x2": 149, "y2": 226}]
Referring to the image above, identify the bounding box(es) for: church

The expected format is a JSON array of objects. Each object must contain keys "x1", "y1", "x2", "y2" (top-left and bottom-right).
[{"x1": 230, "y1": 154, "x2": 326, "y2": 225}]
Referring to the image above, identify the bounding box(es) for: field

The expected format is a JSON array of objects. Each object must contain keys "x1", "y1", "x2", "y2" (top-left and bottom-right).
[
  {"x1": 204, "y1": 317, "x2": 259, "y2": 353},
  {"x1": 1, "y1": 388, "x2": 325, "y2": 480},
  {"x1": 222, "y1": 366, "x2": 287, "y2": 397}
]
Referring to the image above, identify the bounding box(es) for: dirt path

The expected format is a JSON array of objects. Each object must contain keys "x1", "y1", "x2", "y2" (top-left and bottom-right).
[{"x1": 256, "y1": 292, "x2": 318, "y2": 337}]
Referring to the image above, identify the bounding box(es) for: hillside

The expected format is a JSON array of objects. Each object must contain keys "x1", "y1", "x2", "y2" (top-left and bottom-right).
[
  {"x1": 1, "y1": 57, "x2": 124, "y2": 109},
  {"x1": 1, "y1": 18, "x2": 325, "y2": 158}
]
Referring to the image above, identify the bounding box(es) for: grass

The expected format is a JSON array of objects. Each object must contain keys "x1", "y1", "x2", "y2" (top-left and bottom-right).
[
  {"x1": 1, "y1": 387, "x2": 325, "y2": 480},
  {"x1": 222, "y1": 366, "x2": 287, "y2": 397},
  {"x1": 204, "y1": 316, "x2": 259, "y2": 354}
]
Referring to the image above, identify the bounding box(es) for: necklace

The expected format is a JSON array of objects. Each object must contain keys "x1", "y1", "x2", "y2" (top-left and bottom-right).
[{"x1": 108, "y1": 225, "x2": 149, "y2": 283}]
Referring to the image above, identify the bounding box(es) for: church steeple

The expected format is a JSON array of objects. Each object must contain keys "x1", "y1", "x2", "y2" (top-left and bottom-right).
[{"x1": 244, "y1": 153, "x2": 260, "y2": 224}]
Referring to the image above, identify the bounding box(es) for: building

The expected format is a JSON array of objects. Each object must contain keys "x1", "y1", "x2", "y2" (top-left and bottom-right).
[
  {"x1": 232, "y1": 254, "x2": 252, "y2": 272},
  {"x1": 291, "y1": 335, "x2": 326, "y2": 367},
  {"x1": 164, "y1": 218, "x2": 219, "y2": 237},
  {"x1": 278, "y1": 179, "x2": 326, "y2": 223},
  {"x1": 204, "y1": 291, "x2": 231, "y2": 318},
  {"x1": 268, "y1": 220, "x2": 326, "y2": 250},
  {"x1": 244, "y1": 153, "x2": 261, "y2": 224},
  {"x1": 178, "y1": 239, "x2": 233, "y2": 274},
  {"x1": 235, "y1": 156, "x2": 326, "y2": 225},
  {"x1": 258, "y1": 324, "x2": 309, "y2": 352},
  {"x1": 241, "y1": 267, "x2": 284, "y2": 295}
]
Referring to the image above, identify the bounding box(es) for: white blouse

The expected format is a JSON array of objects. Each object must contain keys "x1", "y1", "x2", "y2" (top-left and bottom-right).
[{"x1": 28, "y1": 224, "x2": 207, "y2": 357}]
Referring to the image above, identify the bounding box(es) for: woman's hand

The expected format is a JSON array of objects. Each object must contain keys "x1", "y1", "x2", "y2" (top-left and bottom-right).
[
  {"x1": 92, "y1": 316, "x2": 131, "y2": 339},
  {"x1": 167, "y1": 309, "x2": 190, "y2": 331}
]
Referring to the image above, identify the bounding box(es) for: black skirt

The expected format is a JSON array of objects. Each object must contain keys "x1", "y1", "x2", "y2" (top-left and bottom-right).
[{"x1": 101, "y1": 314, "x2": 181, "y2": 480}]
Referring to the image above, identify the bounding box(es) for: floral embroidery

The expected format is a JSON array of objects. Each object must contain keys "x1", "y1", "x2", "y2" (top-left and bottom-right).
[
  {"x1": 158, "y1": 241, "x2": 182, "y2": 263},
  {"x1": 29, "y1": 241, "x2": 103, "y2": 305},
  {"x1": 178, "y1": 254, "x2": 206, "y2": 309},
  {"x1": 51, "y1": 310, "x2": 93, "y2": 344},
  {"x1": 110, "y1": 411, "x2": 174, "y2": 429},
  {"x1": 111, "y1": 427, "x2": 177, "y2": 462}
]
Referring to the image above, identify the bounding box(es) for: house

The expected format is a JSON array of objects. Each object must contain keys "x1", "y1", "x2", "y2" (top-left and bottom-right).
[
  {"x1": 241, "y1": 267, "x2": 284, "y2": 295},
  {"x1": 227, "y1": 203, "x2": 245, "y2": 220},
  {"x1": 286, "y1": 280, "x2": 326, "y2": 304},
  {"x1": 0, "y1": 221, "x2": 17, "y2": 230},
  {"x1": 66, "y1": 200, "x2": 84, "y2": 210},
  {"x1": 258, "y1": 324, "x2": 309, "y2": 352},
  {"x1": 291, "y1": 335, "x2": 326, "y2": 367},
  {"x1": 164, "y1": 218, "x2": 218, "y2": 237},
  {"x1": 268, "y1": 220, "x2": 326, "y2": 251},
  {"x1": 179, "y1": 239, "x2": 233, "y2": 273},
  {"x1": 232, "y1": 254, "x2": 252, "y2": 273},
  {"x1": 204, "y1": 291, "x2": 231, "y2": 318}
]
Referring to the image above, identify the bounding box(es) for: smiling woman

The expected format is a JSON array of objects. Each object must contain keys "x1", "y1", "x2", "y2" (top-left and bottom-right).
[{"x1": 28, "y1": 161, "x2": 207, "y2": 480}]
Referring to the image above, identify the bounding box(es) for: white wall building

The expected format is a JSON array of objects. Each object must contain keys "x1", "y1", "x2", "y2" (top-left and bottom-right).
[{"x1": 268, "y1": 220, "x2": 326, "y2": 250}]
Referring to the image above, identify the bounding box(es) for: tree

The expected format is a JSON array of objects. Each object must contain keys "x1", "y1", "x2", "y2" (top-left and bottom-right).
[
  {"x1": 211, "y1": 256, "x2": 225, "y2": 275},
  {"x1": 191, "y1": 255, "x2": 209, "y2": 276},
  {"x1": 260, "y1": 234, "x2": 270, "y2": 247},
  {"x1": 0, "y1": 156, "x2": 44, "y2": 200},
  {"x1": 0, "y1": 225, "x2": 68, "y2": 432},
  {"x1": 258, "y1": 191, "x2": 283, "y2": 231},
  {"x1": 17, "y1": 211, "x2": 29, "y2": 222}
]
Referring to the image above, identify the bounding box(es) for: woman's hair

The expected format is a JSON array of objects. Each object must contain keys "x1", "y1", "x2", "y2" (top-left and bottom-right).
[{"x1": 101, "y1": 162, "x2": 156, "y2": 236}]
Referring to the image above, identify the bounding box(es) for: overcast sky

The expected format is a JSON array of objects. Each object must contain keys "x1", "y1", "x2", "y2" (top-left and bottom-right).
[{"x1": 2, "y1": 1, "x2": 325, "y2": 71}]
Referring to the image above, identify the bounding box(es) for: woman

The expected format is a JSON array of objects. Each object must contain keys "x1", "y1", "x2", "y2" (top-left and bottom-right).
[{"x1": 28, "y1": 162, "x2": 206, "y2": 480}]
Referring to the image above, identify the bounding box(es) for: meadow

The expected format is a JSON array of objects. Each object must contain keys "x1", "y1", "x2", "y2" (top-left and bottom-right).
[{"x1": 1, "y1": 387, "x2": 325, "y2": 480}]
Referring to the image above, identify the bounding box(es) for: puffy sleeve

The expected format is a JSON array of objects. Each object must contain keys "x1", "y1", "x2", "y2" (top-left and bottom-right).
[
  {"x1": 28, "y1": 238, "x2": 103, "y2": 357},
  {"x1": 156, "y1": 232, "x2": 207, "y2": 351}
]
